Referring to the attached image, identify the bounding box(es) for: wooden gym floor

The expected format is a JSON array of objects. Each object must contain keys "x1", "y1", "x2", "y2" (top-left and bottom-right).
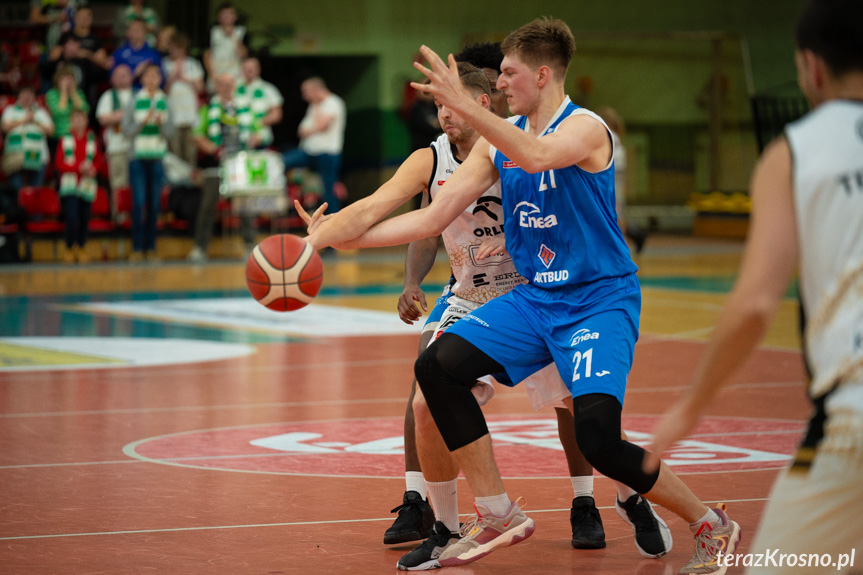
[{"x1": 0, "y1": 235, "x2": 811, "y2": 574}]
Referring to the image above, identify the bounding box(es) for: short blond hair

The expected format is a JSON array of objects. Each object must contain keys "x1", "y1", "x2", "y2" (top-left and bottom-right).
[{"x1": 501, "y1": 17, "x2": 575, "y2": 79}]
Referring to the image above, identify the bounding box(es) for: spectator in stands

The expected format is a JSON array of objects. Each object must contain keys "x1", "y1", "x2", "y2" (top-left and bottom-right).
[
  {"x1": 1, "y1": 86, "x2": 54, "y2": 189},
  {"x1": 112, "y1": 17, "x2": 161, "y2": 88},
  {"x1": 114, "y1": 0, "x2": 159, "y2": 47},
  {"x1": 155, "y1": 25, "x2": 176, "y2": 60},
  {"x1": 187, "y1": 73, "x2": 262, "y2": 263},
  {"x1": 56, "y1": 109, "x2": 103, "y2": 264},
  {"x1": 96, "y1": 64, "x2": 134, "y2": 194},
  {"x1": 204, "y1": 2, "x2": 247, "y2": 90},
  {"x1": 45, "y1": 65, "x2": 89, "y2": 145},
  {"x1": 57, "y1": 6, "x2": 109, "y2": 71},
  {"x1": 236, "y1": 57, "x2": 282, "y2": 148},
  {"x1": 163, "y1": 32, "x2": 203, "y2": 169},
  {"x1": 283, "y1": 76, "x2": 346, "y2": 212},
  {"x1": 122, "y1": 63, "x2": 173, "y2": 263},
  {"x1": 30, "y1": 0, "x2": 77, "y2": 52},
  {"x1": 41, "y1": 35, "x2": 97, "y2": 110}
]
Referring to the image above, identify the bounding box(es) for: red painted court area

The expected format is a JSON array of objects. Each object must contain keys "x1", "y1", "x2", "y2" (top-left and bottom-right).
[{"x1": 0, "y1": 332, "x2": 810, "y2": 575}]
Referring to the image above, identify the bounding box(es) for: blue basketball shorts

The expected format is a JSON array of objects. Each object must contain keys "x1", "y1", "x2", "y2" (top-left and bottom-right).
[
  {"x1": 422, "y1": 284, "x2": 453, "y2": 332},
  {"x1": 446, "y1": 274, "x2": 641, "y2": 405}
]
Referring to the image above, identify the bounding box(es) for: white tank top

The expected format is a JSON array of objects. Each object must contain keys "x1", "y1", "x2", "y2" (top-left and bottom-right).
[
  {"x1": 428, "y1": 134, "x2": 526, "y2": 303},
  {"x1": 786, "y1": 100, "x2": 863, "y2": 402}
]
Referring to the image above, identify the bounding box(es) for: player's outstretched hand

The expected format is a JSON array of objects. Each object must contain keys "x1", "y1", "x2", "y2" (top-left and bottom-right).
[
  {"x1": 476, "y1": 236, "x2": 507, "y2": 261},
  {"x1": 411, "y1": 45, "x2": 466, "y2": 111},
  {"x1": 294, "y1": 200, "x2": 330, "y2": 234},
  {"x1": 643, "y1": 398, "x2": 701, "y2": 473},
  {"x1": 397, "y1": 284, "x2": 427, "y2": 325}
]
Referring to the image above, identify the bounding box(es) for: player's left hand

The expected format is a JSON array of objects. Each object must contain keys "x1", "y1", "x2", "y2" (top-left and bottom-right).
[
  {"x1": 294, "y1": 200, "x2": 330, "y2": 234},
  {"x1": 411, "y1": 45, "x2": 468, "y2": 111},
  {"x1": 643, "y1": 398, "x2": 701, "y2": 473},
  {"x1": 476, "y1": 236, "x2": 507, "y2": 260}
]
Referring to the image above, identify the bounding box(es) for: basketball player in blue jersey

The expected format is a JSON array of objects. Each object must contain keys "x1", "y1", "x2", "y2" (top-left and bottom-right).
[
  {"x1": 388, "y1": 42, "x2": 648, "y2": 562},
  {"x1": 647, "y1": 1, "x2": 863, "y2": 573},
  {"x1": 302, "y1": 17, "x2": 740, "y2": 573},
  {"x1": 299, "y1": 59, "x2": 667, "y2": 570}
]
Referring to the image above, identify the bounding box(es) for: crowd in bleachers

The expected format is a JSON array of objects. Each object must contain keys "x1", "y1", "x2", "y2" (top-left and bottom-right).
[{"x1": 0, "y1": 0, "x2": 296, "y2": 264}]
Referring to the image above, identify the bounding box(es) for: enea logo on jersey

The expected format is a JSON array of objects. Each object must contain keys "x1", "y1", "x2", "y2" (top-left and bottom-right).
[
  {"x1": 513, "y1": 202, "x2": 558, "y2": 229},
  {"x1": 570, "y1": 328, "x2": 600, "y2": 347},
  {"x1": 503, "y1": 160, "x2": 519, "y2": 169}
]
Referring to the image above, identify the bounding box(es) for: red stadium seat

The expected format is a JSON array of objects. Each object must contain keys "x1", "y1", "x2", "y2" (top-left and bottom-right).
[{"x1": 88, "y1": 187, "x2": 115, "y2": 234}]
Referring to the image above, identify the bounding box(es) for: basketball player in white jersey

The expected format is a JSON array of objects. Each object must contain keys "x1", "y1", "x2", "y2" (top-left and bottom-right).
[
  {"x1": 647, "y1": 0, "x2": 863, "y2": 572},
  {"x1": 387, "y1": 42, "x2": 623, "y2": 559}
]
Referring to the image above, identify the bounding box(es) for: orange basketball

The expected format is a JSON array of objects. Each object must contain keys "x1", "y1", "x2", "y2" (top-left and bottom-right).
[{"x1": 245, "y1": 234, "x2": 323, "y2": 312}]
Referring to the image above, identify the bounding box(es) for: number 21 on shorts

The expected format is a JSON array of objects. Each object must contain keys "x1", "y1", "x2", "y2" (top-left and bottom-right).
[{"x1": 572, "y1": 348, "x2": 593, "y2": 382}]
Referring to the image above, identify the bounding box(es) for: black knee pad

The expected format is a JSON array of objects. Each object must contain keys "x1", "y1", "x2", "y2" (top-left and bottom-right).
[
  {"x1": 573, "y1": 394, "x2": 660, "y2": 494},
  {"x1": 413, "y1": 334, "x2": 503, "y2": 451}
]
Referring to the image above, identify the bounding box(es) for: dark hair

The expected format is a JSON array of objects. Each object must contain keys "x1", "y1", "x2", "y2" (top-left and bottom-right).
[
  {"x1": 171, "y1": 32, "x2": 190, "y2": 52},
  {"x1": 216, "y1": 1, "x2": 235, "y2": 12},
  {"x1": 128, "y1": 16, "x2": 147, "y2": 27},
  {"x1": 457, "y1": 62, "x2": 491, "y2": 98},
  {"x1": 455, "y1": 42, "x2": 504, "y2": 72},
  {"x1": 795, "y1": 0, "x2": 863, "y2": 76},
  {"x1": 501, "y1": 17, "x2": 575, "y2": 78}
]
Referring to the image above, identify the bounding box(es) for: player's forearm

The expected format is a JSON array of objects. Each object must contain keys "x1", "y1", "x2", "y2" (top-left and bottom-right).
[
  {"x1": 306, "y1": 199, "x2": 393, "y2": 250},
  {"x1": 339, "y1": 209, "x2": 443, "y2": 250},
  {"x1": 404, "y1": 236, "x2": 439, "y2": 288}
]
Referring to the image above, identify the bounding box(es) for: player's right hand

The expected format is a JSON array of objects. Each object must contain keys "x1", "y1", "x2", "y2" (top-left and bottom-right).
[{"x1": 397, "y1": 285, "x2": 427, "y2": 324}]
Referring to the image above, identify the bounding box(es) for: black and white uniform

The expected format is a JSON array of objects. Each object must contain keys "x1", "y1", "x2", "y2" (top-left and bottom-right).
[{"x1": 425, "y1": 134, "x2": 568, "y2": 409}]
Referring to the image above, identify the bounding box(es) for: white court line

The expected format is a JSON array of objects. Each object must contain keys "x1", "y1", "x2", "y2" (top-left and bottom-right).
[
  {"x1": 0, "y1": 381, "x2": 804, "y2": 419},
  {"x1": 0, "y1": 496, "x2": 771, "y2": 542}
]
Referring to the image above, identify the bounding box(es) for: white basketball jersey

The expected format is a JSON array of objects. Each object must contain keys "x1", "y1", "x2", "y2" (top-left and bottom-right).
[
  {"x1": 786, "y1": 100, "x2": 863, "y2": 399},
  {"x1": 428, "y1": 134, "x2": 526, "y2": 303}
]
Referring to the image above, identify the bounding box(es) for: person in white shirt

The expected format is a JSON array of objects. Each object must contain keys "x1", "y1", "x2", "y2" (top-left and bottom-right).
[
  {"x1": 283, "y1": 76, "x2": 346, "y2": 212},
  {"x1": 204, "y1": 2, "x2": 247, "y2": 91},
  {"x1": 1, "y1": 86, "x2": 54, "y2": 189},
  {"x1": 162, "y1": 33, "x2": 204, "y2": 168},
  {"x1": 236, "y1": 57, "x2": 283, "y2": 147},
  {"x1": 96, "y1": 64, "x2": 134, "y2": 193},
  {"x1": 647, "y1": 0, "x2": 863, "y2": 572}
]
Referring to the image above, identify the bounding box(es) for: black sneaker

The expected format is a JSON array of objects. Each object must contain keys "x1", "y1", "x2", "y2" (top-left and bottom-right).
[
  {"x1": 384, "y1": 491, "x2": 435, "y2": 545},
  {"x1": 396, "y1": 521, "x2": 459, "y2": 571},
  {"x1": 615, "y1": 494, "x2": 673, "y2": 558},
  {"x1": 570, "y1": 496, "x2": 606, "y2": 549}
]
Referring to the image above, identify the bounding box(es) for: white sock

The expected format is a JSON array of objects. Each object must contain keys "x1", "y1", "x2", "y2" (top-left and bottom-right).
[
  {"x1": 690, "y1": 509, "x2": 720, "y2": 533},
  {"x1": 475, "y1": 493, "x2": 512, "y2": 517},
  {"x1": 615, "y1": 481, "x2": 638, "y2": 503},
  {"x1": 406, "y1": 472, "x2": 427, "y2": 499},
  {"x1": 427, "y1": 479, "x2": 459, "y2": 533},
  {"x1": 571, "y1": 476, "x2": 594, "y2": 498}
]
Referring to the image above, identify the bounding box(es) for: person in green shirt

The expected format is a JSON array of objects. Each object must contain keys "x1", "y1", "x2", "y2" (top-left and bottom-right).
[
  {"x1": 187, "y1": 72, "x2": 263, "y2": 263},
  {"x1": 45, "y1": 65, "x2": 89, "y2": 144}
]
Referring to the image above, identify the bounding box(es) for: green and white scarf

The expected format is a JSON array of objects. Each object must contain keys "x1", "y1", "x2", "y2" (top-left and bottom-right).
[
  {"x1": 59, "y1": 132, "x2": 97, "y2": 201},
  {"x1": 205, "y1": 96, "x2": 258, "y2": 148},
  {"x1": 5, "y1": 105, "x2": 45, "y2": 170},
  {"x1": 236, "y1": 81, "x2": 271, "y2": 146},
  {"x1": 132, "y1": 90, "x2": 169, "y2": 160}
]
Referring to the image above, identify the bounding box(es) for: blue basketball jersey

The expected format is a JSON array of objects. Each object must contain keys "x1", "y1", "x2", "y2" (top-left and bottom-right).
[{"x1": 491, "y1": 97, "x2": 637, "y2": 288}]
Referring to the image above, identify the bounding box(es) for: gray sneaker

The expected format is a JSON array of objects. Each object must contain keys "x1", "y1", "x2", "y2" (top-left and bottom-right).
[
  {"x1": 438, "y1": 499, "x2": 534, "y2": 567},
  {"x1": 679, "y1": 506, "x2": 741, "y2": 574}
]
